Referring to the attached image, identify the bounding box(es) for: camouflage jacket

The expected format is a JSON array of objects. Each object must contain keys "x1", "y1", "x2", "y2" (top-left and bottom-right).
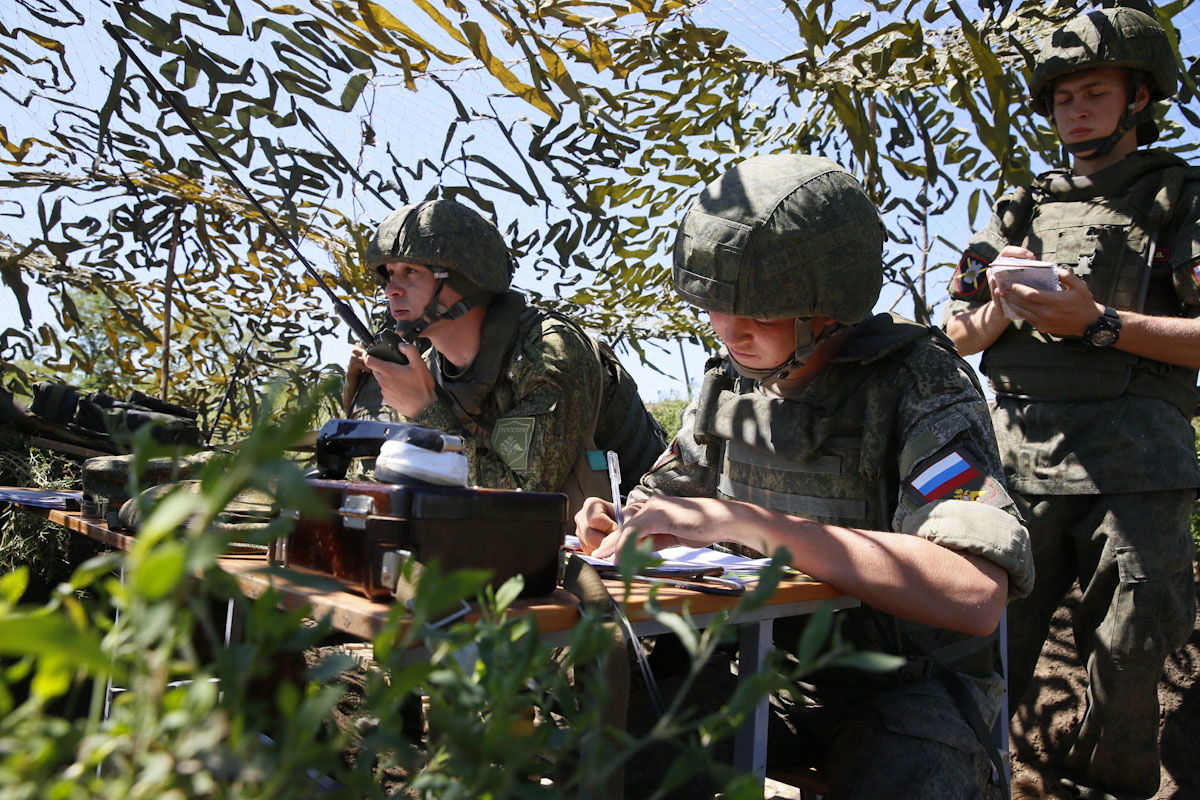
[
  {"x1": 353, "y1": 292, "x2": 665, "y2": 497},
  {"x1": 631, "y1": 314, "x2": 1032, "y2": 708},
  {"x1": 944, "y1": 150, "x2": 1200, "y2": 494}
]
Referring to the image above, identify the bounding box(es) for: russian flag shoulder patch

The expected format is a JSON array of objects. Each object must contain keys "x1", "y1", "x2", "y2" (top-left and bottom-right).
[
  {"x1": 648, "y1": 439, "x2": 679, "y2": 474},
  {"x1": 905, "y1": 449, "x2": 996, "y2": 505}
]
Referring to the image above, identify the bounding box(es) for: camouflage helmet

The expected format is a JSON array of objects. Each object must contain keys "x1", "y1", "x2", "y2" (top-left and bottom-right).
[
  {"x1": 673, "y1": 154, "x2": 884, "y2": 324},
  {"x1": 1030, "y1": 7, "x2": 1177, "y2": 112},
  {"x1": 365, "y1": 199, "x2": 514, "y2": 296}
]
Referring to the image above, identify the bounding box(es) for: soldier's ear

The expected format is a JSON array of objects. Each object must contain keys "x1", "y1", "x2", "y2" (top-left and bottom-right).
[
  {"x1": 809, "y1": 317, "x2": 836, "y2": 336},
  {"x1": 1131, "y1": 78, "x2": 1151, "y2": 113}
]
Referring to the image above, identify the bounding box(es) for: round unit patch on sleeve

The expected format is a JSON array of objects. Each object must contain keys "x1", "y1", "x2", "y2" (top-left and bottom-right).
[
  {"x1": 492, "y1": 416, "x2": 536, "y2": 472},
  {"x1": 904, "y1": 448, "x2": 997, "y2": 506},
  {"x1": 951, "y1": 252, "x2": 990, "y2": 298}
]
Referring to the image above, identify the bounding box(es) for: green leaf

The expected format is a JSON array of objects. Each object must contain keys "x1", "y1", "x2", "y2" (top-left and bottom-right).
[
  {"x1": 0, "y1": 568, "x2": 29, "y2": 608},
  {"x1": 831, "y1": 651, "x2": 905, "y2": 674},
  {"x1": 492, "y1": 576, "x2": 523, "y2": 612},
  {"x1": 129, "y1": 541, "x2": 188, "y2": 600},
  {"x1": 0, "y1": 613, "x2": 110, "y2": 674},
  {"x1": 30, "y1": 654, "x2": 73, "y2": 699},
  {"x1": 651, "y1": 610, "x2": 700, "y2": 656},
  {"x1": 796, "y1": 602, "x2": 834, "y2": 668},
  {"x1": 340, "y1": 72, "x2": 369, "y2": 111}
]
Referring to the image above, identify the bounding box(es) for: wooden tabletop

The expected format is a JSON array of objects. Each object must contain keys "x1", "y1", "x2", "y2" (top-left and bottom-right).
[{"x1": 4, "y1": 489, "x2": 853, "y2": 642}]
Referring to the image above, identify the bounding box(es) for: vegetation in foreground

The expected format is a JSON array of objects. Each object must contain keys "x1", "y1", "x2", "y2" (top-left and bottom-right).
[{"x1": 0, "y1": 392, "x2": 895, "y2": 799}]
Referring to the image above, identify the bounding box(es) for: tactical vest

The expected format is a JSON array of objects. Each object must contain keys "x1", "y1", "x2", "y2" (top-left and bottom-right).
[
  {"x1": 982, "y1": 153, "x2": 1200, "y2": 414},
  {"x1": 693, "y1": 314, "x2": 995, "y2": 677}
]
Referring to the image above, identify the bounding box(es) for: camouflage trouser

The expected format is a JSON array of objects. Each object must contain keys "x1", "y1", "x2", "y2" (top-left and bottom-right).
[
  {"x1": 1006, "y1": 489, "x2": 1198, "y2": 799},
  {"x1": 768, "y1": 678, "x2": 994, "y2": 799}
]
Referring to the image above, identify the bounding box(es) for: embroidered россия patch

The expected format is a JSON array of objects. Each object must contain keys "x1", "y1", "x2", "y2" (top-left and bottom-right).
[{"x1": 492, "y1": 416, "x2": 536, "y2": 472}]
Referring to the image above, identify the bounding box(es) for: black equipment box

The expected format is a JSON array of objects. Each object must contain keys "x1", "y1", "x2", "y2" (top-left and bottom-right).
[{"x1": 272, "y1": 479, "x2": 568, "y2": 601}]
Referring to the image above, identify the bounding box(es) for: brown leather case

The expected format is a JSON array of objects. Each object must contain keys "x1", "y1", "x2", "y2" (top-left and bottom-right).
[{"x1": 272, "y1": 479, "x2": 568, "y2": 600}]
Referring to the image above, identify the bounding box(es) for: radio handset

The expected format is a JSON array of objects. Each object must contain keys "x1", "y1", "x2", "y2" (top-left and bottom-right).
[{"x1": 365, "y1": 328, "x2": 409, "y2": 366}]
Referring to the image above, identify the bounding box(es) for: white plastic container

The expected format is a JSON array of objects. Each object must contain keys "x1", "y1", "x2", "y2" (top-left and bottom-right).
[{"x1": 374, "y1": 439, "x2": 470, "y2": 487}]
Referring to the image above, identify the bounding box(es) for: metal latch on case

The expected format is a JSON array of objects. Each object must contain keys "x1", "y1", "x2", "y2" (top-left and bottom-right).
[
  {"x1": 339, "y1": 494, "x2": 374, "y2": 530},
  {"x1": 380, "y1": 548, "x2": 414, "y2": 594},
  {"x1": 270, "y1": 509, "x2": 300, "y2": 566}
]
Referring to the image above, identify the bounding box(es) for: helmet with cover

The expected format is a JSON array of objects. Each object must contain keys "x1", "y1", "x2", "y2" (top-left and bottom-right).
[
  {"x1": 366, "y1": 199, "x2": 513, "y2": 295},
  {"x1": 673, "y1": 154, "x2": 885, "y2": 382},
  {"x1": 1029, "y1": 6, "x2": 1177, "y2": 157},
  {"x1": 366, "y1": 199, "x2": 514, "y2": 339},
  {"x1": 674, "y1": 153, "x2": 884, "y2": 322}
]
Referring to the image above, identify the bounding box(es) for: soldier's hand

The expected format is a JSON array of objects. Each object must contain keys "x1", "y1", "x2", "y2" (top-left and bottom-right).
[
  {"x1": 591, "y1": 495, "x2": 731, "y2": 560},
  {"x1": 358, "y1": 340, "x2": 437, "y2": 418},
  {"x1": 344, "y1": 345, "x2": 370, "y2": 414},
  {"x1": 574, "y1": 497, "x2": 620, "y2": 554},
  {"x1": 985, "y1": 245, "x2": 1038, "y2": 308},
  {"x1": 995, "y1": 268, "x2": 1102, "y2": 337}
]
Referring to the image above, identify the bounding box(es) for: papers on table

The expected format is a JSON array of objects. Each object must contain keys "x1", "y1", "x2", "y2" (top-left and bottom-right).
[
  {"x1": 564, "y1": 535, "x2": 774, "y2": 585},
  {"x1": 989, "y1": 257, "x2": 1061, "y2": 321},
  {"x1": 0, "y1": 487, "x2": 83, "y2": 509}
]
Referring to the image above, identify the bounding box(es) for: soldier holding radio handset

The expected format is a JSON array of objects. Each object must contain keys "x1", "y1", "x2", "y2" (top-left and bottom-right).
[{"x1": 346, "y1": 200, "x2": 666, "y2": 514}]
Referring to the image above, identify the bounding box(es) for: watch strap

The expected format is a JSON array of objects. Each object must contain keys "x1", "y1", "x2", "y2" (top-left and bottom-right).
[{"x1": 1083, "y1": 305, "x2": 1121, "y2": 347}]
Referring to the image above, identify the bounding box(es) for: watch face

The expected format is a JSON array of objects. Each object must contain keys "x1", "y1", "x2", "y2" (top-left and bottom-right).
[{"x1": 1085, "y1": 308, "x2": 1121, "y2": 347}]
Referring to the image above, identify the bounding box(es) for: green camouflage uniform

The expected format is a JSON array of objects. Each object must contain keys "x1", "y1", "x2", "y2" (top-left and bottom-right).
[
  {"x1": 632, "y1": 313, "x2": 1034, "y2": 800},
  {"x1": 352, "y1": 291, "x2": 665, "y2": 502},
  {"x1": 945, "y1": 150, "x2": 1200, "y2": 798},
  {"x1": 354, "y1": 199, "x2": 665, "y2": 508}
]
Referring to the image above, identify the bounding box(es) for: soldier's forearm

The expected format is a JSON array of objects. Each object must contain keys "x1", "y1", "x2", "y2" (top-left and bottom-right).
[
  {"x1": 1112, "y1": 310, "x2": 1200, "y2": 368},
  {"x1": 944, "y1": 303, "x2": 1008, "y2": 356}
]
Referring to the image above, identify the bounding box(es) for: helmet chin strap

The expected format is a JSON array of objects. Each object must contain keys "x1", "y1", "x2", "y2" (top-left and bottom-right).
[
  {"x1": 394, "y1": 269, "x2": 491, "y2": 343},
  {"x1": 728, "y1": 318, "x2": 839, "y2": 392}
]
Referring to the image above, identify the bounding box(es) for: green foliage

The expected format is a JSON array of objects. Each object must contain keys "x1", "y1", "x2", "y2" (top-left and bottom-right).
[
  {"x1": 648, "y1": 395, "x2": 690, "y2": 442},
  {"x1": 0, "y1": 393, "x2": 895, "y2": 797},
  {"x1": 0, "y1": 433, "x2": 98, "y2": 602}
]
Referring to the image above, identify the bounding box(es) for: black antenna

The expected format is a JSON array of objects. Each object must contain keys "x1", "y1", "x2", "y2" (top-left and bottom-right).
[
  {"x1": 206, "y1": 190, "x2": 331, "y2": 444},
  {"x1": 103, "y1": 21, "x2": 375, "y2": 344}
]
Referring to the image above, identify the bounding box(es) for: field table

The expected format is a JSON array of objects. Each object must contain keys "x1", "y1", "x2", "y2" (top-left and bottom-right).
[{"x1": 2, "y1": 487, "x2": 858, "y2": 785}]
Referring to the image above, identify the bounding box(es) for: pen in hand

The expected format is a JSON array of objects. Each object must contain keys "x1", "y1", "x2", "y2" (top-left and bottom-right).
[{"x1": 607, "y1": 450, "x2": 624, "y2": 528}]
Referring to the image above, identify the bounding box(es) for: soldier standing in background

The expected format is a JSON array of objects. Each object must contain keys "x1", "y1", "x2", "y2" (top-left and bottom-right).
[
  {"x1": 578, "y1": 154, "x2": 1033, "y2": 799},
  {"x1": 345, "y1": 199, "x2": 666, "y2": 513},
  {"x1": 943, "y1": 8, "x2": 1200, "y2": 799}
]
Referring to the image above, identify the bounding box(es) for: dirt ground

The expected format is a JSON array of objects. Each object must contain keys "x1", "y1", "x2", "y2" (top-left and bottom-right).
[{"x1": 1008, "y1": 565, "x2": 1200, "y2": 800}]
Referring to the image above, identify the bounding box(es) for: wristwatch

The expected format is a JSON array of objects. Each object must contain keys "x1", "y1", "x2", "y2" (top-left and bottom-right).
[{"x1": 1082, "y1": 306, "x2": 1121, "y2": 347}]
